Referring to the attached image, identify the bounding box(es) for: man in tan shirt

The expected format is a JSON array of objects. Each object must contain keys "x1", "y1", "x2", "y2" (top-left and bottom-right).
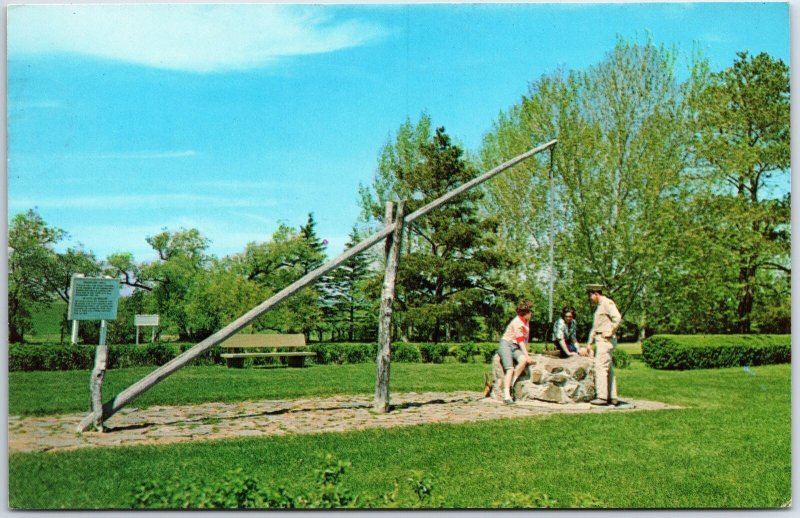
[{"x1": 586, "y1": 283, "x2": 621, "y2": 406}]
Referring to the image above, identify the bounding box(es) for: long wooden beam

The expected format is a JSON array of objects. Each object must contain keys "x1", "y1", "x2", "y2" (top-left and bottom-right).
[{"x1": 78, "y1": 139, "x2": 556, "y2": 431}]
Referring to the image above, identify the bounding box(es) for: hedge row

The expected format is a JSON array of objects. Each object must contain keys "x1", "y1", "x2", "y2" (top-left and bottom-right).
[
  {"x1": 11, "y1": 340, "x2": 617, "y2": 372},
  {"x1": 7, "y1": 343, "x2": 225, "y2": 372},
  {"x1": 641, "y1": 334, "x2": 791, "y2": 370},
  {"x1": 9, "y1": 341, "x2": 502, "y2": 372}
]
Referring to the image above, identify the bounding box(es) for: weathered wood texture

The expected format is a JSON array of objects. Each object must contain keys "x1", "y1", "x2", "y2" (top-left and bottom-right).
[
  {"x1": 77, "y1": 345, "x2": 108, "y2": 432},
  {"x1": 77, "y1": 140, "x2": 556, "y2": 431},
  {"x1": 219, "y1": 333, "x2": 314, "y2": 368},
  {"x1": 374, "y1": 201, "x2": 405, "y2": 413},
  {"x1": 221, "y1": 333, "x2": 306, "y2": 348}
]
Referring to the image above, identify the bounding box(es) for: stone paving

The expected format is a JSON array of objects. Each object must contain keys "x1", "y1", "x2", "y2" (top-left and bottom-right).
[{"x1": 8, "y1": 392, "x2": 680, "y2": 454}]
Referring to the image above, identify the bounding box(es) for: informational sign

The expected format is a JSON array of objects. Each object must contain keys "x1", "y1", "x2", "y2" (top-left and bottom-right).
[
  {"x1": 67, "y1": 276, "x2": 120, "y2": 321},
  {"x1": 134, "y1": 314, "x2": 159, "y2": 327}
]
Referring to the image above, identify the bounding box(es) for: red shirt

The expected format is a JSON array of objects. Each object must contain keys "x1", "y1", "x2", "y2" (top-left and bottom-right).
[{"x1": 501, "y1": 315, "x2": 529, "y2": 346}]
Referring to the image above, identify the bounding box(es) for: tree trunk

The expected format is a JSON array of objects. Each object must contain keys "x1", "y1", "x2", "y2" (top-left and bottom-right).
[{"x1": 737, "y1": 265, "x2": 756, "y2": 334}]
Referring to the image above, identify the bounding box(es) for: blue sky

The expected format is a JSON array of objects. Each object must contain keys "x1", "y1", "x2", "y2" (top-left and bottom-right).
[{"x1": 7, "y1": 2, "x2": 791, "y2": 263}]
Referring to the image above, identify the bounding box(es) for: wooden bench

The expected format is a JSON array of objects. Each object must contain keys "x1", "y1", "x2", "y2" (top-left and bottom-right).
[{"x1": 220, "y1": 333, "x2": 315, "y2": 368}]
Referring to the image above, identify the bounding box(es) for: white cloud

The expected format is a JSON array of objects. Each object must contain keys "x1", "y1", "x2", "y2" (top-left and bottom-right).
[
  {"x1": 10, "y1": 99, "x2": 63, "y2": 109},
  {"x1": 9, "y1": 193, "x2": 278, "y2": 210},
  {"x1": 86, "y1": 150, "x2": 199, "y2": 160},
  {"x1": 8, "y1": 4, "x2": 389, "y2": 73},
  {"x1": 197, "y1": 180, "x2": 297, "y2": 190}
]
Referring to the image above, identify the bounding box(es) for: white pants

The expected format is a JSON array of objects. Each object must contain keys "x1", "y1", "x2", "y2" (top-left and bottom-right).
[{"x1": 594, "y1": 338, "x2": 617, "y2": 401}]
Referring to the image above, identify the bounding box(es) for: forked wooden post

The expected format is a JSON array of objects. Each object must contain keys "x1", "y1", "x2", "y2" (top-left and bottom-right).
[
  {"x1": 77, "y1": 139, "x2": 556, "y2": 432},
  {"x1": 375, "y1": 201, "x2": 405, "y2": 412}
]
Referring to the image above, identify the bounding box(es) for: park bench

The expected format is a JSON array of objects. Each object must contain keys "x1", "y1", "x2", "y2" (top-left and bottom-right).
[{"x1": 220, "y1": 333, "x2": 315, "y2": 368}]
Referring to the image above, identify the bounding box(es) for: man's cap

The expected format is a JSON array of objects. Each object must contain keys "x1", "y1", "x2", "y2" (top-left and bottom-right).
[{"x1": 586, "y1": 283, "x2": 604, "y2": 293}]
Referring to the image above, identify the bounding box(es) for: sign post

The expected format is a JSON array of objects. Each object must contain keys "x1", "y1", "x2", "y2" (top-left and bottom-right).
[
  {"x1": 68, "y1": 275, "x2": 120, "y2": 432},
  {"x1": 134, "y1": 314, "x2": 159, "y2": 344},
  {"x1": 69, "y1": 274, "x2": 84, "y2": 344}
]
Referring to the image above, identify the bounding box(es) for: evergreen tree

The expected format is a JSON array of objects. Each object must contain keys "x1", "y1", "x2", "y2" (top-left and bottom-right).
[
  {"x1": 326, "y1": 226, "x2": 373, "y2": 341},
  {"x1": 361, "y1": 120, "x2": 512, "y2": 342}
]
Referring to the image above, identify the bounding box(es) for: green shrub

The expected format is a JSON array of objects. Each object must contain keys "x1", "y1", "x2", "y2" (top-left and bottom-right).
[
  {"x1": 642, "y1": 334, "x2": 791, "y2": 370},
  {"x1": 8, "y1": 342, "x2": 224, "y2": 372},
  {"x1": 308, "y1": 343, "x2": 378, "y2": 365},
  {"x1": 418, "y1": 343, "x2": 449, "y2": 363},
  {"x1": 612, "y1": 348, "x2": 631, "y2": 369},
  {"x1": 8, "y1": 343, "x2": 94, "y2": 371},
  {"x1": 450, "y1": 341, "x2": 476, "y2": 363},
  {"x1": 130, "y1": 455, "x2": 437, "y2": 509},
  {"x1": 393, "y1": 343, "x2": 422, "y2": 363}
]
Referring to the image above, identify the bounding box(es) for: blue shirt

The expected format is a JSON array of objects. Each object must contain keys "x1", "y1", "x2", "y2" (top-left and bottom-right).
[{"x1": 553, "y1": 318, "x2": 577, "y2": 345}]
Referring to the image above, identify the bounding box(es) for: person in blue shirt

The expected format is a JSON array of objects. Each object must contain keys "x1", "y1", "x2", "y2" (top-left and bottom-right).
[{"x1": 552, "y1": 306, "x2": 593, "y2": 358}]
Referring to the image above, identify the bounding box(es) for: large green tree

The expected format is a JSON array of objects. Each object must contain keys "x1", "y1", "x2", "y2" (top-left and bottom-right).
[
  {"x1": 233, "y1": 219, "x2": 325, "y2": 340},
  {"x1": 360, "y1": 118, "x2": 512, "y2": 342},
  {"x1": 138, "y1": 228, "x2": 212, "y2": 341},
  {"x1": 481, "y1": 39, "x2": 708, "y2": 337},
  {"x1": 691, "y1": 51, "x2": 790, "y2": 333},
  {"x1": 8, "y1": 210, "x2": 101, "y2": 343}
]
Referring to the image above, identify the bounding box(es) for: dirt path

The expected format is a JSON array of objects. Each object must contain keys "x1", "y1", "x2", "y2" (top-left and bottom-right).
[{"x1": 8, "y1": 392, "x2": 678, "y2": 454}]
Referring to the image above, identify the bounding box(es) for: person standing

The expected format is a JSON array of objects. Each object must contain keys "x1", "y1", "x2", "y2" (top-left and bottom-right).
[
  {"x1": 586, "y1": 284, "x2": 621, "y2": 406},
  {"x1": 497, "y1": 301, "x2": 535, "y2": 405}
]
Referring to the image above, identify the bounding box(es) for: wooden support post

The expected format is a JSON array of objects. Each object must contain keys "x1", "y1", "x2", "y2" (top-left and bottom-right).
[
  {"x1": 85, "y1": 345, "x2": 108, "y2": 431},
  {"x1": 375, "y1": 201, "x2": 405, "y2": 413},
  {"x1": 79, "y1": 320, "x2": 108, "y2": 432}
]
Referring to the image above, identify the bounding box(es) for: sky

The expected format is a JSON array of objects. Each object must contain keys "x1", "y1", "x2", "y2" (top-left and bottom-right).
[{"x1": 6, "y1": 2, "x2": 792, "y2": 264}]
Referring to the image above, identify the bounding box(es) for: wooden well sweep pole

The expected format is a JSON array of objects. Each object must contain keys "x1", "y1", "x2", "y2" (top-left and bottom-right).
[
  {"x1": 77, "y1": 139, "x2": 556, "y2": 431},
  {"x1": 374, "y1": 201, "x2": 405, "y2": 412}
]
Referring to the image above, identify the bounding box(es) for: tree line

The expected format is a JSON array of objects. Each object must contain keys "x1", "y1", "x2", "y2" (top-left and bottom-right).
[{"x1": 9, "y1": 39, "x2": 789, "y2": 344}]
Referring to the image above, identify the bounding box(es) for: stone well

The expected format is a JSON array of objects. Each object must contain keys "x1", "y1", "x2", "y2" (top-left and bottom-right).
[{"x1": 490, "y1": 353, "x2": 597, "y2": 404}]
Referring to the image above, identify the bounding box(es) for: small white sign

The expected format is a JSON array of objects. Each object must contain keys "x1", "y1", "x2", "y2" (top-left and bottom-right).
[
  {"x1": 134, "y1": 314, "x2": 160, "y2": 327},
  {"x1": 68, "y1": 276, "x2": 120, "y2": 321}
]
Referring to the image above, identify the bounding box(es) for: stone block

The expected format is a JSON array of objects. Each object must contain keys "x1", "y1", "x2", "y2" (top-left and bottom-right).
[{"x1": 489, "y1": 353, "x2": 597, "y2": 404}]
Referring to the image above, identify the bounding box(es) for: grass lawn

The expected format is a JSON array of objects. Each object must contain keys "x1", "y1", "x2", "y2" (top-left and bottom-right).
[
  {"x1": 9, "y1": 363, "x2": 490, "y2": 416},
  {"x1": 26, "y1": 301, "x2": 67, "y2": 343},
  {"x1": 616, "y1": 341, "x2": 642, "y2": 356},
  {"x1": 9, "y1": 361, "x2": 791, "y2": 508}
]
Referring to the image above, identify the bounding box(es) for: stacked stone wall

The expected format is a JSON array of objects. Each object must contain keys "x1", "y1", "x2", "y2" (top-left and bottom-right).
[{"x1": 490, "y1": 353, "x2": 596, "y2": 404}]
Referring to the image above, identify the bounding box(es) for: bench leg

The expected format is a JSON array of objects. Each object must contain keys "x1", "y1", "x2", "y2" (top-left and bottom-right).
[
  {"x1": 226, "y1": 357, "x2": 245, "y2": 369},
  {"x1": 287, "y1": 356, "x2": 305, "y2": 368}
]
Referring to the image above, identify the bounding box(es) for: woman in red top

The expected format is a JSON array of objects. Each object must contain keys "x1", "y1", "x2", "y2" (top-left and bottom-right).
[{"x1": 497, "y1": 300, "x2": 535, "y2": 404}]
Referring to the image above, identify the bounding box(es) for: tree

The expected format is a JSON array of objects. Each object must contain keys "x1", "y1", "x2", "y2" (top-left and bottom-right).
[
  {"x1": 8, "y1": 210, "x2": 64, "y2": 342},
  {"x1": 234, "y1": 221, "x2": 325, "y2": 339},
  {"x1": 8, "y1": 210, "x2": 101, "y2": 343},
  {"x1": 139, "y1": 228, "x2": 211, "y2": 341},
  {"x1": 361, "y1": 119, "x2": 512, "y2": 342},
  {"x1": 692, "y1": 51, "x2": 790, "y2": 333},
  {"x1": 325, "y1": 226, "x2": 373, "y2": 341},
  {"x1": 299, "y1": 213, "x2": 329, "y2": 340},
  {"x1": 183, "y1": 258, "x2": 268, "y2": 340},
  {"x1": 481, "y1": 39, "x2": 704, "y2": 336}
]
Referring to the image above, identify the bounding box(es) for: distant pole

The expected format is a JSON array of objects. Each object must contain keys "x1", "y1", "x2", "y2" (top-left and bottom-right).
[
  {"x1": 547, "y1": 145, "x2": 556, "y2": 328},
  {"x1": 71, "y1": 321, "x2": 79, "y2": 345},
  {"x1": 69, "y1": 273, "x2": 84, "y2": 345}
]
